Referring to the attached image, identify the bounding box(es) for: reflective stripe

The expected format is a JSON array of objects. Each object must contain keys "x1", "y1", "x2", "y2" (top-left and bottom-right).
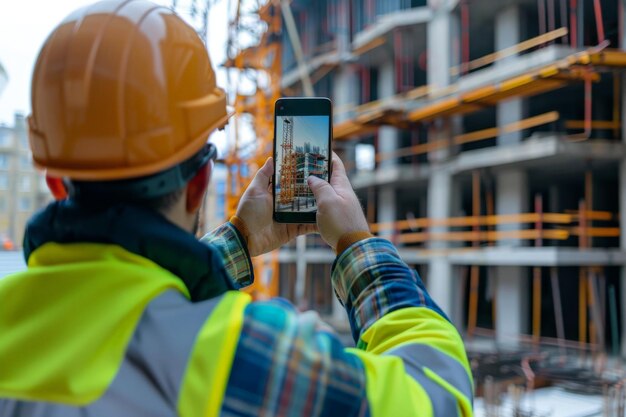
[
  {"x1": 349, "y1": 349, "x2": 434, "y2": 417},
  {"x1": 178, "y1": 291, "x2": 251, "y2": 417},
  {"x1": 357, "y1": 307, "x2": 473, "y2": 417},
  {"x1": 398, "y1": 361, "x2": 459, "y2": 417},
  {"x1": 389, "y1": 343, "x2": 474, "y2": 403},
  {"x1": 358, "y1": 307, "x2": 470, "y2": 373},
  {"x1": 0, "y1": 290, "x2": 236, "y2": 417},
  {"x1": 0, "y1": 243, "x2": 190, "y2": 406},
  {"x1": 387, "y1": 344, "x2": 474, "y2": 417}
]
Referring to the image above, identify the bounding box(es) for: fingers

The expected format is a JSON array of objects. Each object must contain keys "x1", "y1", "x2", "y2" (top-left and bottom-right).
[
  {"x1": 300, "y1": 223, "x2": 318, "y2": 235},
  {"x1": 249, "y1": 157, "x2": 273, "y2": 191},
  {"x1": 330, "y1": 152, "x2": 347, "y2": 176},
  {"x1": 329, "y1": 152, "x2": 352, "y2": 189},
  {"x1": 307, "y1": 175, "x2": 336, "y2": 201}
]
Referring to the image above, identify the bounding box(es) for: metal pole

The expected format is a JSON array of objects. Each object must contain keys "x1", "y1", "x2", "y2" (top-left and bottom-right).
[
  {"x1": 577, "y1": 0, "x2": 584, "y2": 47},
  {"x1": 585, "y1": 168, "x2": 593, "y2": 247},
  {"x1": 547, "y1": 0, "x2": 556, "y2": 33},
  {"x1": 533, "y1": 267, "x2": 542, "y2": 346},
  {"x1": 609, "y1": 285, "x2": 619, "y2": 356},
  {"x1": 560, "y1": 0, "x2": 569, "y2": 44},
  {"x1": 280, "y1": 0, "x2": 315, "y2": 96},
  {"x1": 570, "y1": 0, "x2": 578, "y2": 47},
  {"x1": 593, "y1": 0, "x2": 605, "y2": 43},
  {"x1": 550, "y1": 267, "x2": 567, "y2": 355},
  {"x1": 538, "y1": 0, "x2": 547, "y2": 35},
  {"x1": 468, "y1": 170, "x2": 481, "y2": 337},
  {"x1": 579, "y1": 266, "x2": 588, "y2": 353}
]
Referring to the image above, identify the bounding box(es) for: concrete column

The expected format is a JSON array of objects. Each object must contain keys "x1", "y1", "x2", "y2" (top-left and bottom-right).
[
  {"x1": 377, "y1": 187, "x2": 396, "y2": 240},
  {"x1": 375, "y1": 60, "x2": 398, "y2": 240},
  {"x1": 295, "y1": 235, "x2": 307, "y2": 305},
  {"x1": 425, "y1": 4, "x2": 457, "y2": 317},
  {"x1": 332, "y1": 64, "x2": 357, "y2": 172},
  {"x1": 495, "y1": 168, "x2": 529, "y2": 344},
  {"x1": 377, "y1": 60, "x2": 398, "y2": 169},
  {"x1": 495, "y1": 168, "x2": 529, "y2": 246},
  {"x1": 496, "y1": 5, "x2": 525, "y2": 146},
  {"x1": 426, "y1": 6, "x2": 455, "y2": 161},
  {"x1": 426, "y1": 170, "x2": 460, "y2": 324},
  {"x1": 333, "y1": 65, "x2": 359, "y2": 125},
  {"x1": 494, "y1": 266, "x2": 528, "y2": 345},
  {"x1": 427, "y1": 3, "x2": 452, "y2": 90}
]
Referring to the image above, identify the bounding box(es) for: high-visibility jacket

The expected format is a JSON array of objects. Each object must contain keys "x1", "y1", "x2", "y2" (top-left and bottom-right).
[{"x1": 0, "y1": 203, "x2": 473, "y2": 417}]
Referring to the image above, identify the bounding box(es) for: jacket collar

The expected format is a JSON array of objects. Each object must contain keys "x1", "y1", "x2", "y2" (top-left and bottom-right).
[{"x1": 23, "y1": 200, "x2": 234, "y2": 301}]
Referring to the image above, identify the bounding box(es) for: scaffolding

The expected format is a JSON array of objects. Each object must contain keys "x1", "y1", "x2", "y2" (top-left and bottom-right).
[
  {"x1": 228, "y1": 0, "x2": 626, "y2": 366},
  {"x1": 224, "y1": 0, "x2": 283, "y2": 298},
  {"x1": 278, "y1": 117, "x2": 295, "y2": 205},
  {"x1": 210, "y1": 2, "x2": 626, "y2": 410}
]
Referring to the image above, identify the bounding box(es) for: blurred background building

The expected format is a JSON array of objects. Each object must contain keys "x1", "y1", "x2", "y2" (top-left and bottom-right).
[
  {"x1": 0, "y1": 111, "x2": 51, "y2": 275},
  {"x1": 223, "y1": 0, "x2": 626, "y2": 409},
  {"x1": 0, "y1": 61, "x2": 7, "y2": 98},
  {"x1": 0, "y1": 113, "x2": 51, "y2": 249},
  {"x1": 2, "y1": 0, "x2": 626, "y2": 411},
  {"x1": 201, "y1": 164, "x2": 228, "y2": 232}
]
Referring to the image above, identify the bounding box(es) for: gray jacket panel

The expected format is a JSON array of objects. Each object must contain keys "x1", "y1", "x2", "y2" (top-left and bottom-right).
[{"x1": 0, "y1": 290, "x2": 222, "y2": 417}]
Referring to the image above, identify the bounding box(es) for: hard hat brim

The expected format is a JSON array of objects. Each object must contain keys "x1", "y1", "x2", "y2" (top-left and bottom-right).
[{"x1": 34, "y1": 111, "x2": 230, "y2": 181}]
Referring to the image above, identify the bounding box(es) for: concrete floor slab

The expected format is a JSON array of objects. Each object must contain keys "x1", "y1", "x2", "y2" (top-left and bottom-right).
[
  {"x1": 349, "y1": 137, "x2": 625, "y2": 189},
  {"x1": 352, "y1": 7, "x2": 431, "y2": 52}
]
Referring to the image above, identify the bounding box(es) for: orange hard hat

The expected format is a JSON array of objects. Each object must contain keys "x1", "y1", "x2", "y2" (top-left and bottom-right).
[{"x1": 28, "y1": 0, "x2": 229, "y2": 181}]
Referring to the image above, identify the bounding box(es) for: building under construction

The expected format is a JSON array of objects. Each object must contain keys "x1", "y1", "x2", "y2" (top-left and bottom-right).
[
  {"x1": 276, "y1": 116, "x2": 328, "y2": 211},
  {"x1": 225, "y1": 0, "x2": 626, "y2": 411}
]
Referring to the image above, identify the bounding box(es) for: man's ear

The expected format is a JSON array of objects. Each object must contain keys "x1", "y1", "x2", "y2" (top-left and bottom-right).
[
  {"x1": 46, "y1": 175, "x2": 68, "y2": 200},
  {"x1": 186, "y1": 161, "x2": 212, "y2": 213}
]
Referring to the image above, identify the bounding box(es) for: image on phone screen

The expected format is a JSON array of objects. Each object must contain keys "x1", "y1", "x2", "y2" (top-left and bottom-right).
[{"x1": 274, "y1": 115, "x2": 330, "y2": 214}]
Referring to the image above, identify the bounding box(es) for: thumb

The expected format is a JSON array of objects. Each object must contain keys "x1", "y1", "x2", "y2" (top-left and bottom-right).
[
  {"x1": 307, "y1": 175, "x2": 335, "y2": 200},
  {"x1": 249, "y1": 157, "x2": 273, "y2": 190}
]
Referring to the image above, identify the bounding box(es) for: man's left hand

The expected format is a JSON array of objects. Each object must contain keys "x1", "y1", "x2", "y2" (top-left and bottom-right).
[{"x1": 235, "y1": 157, "x2": 318, "y2": 257}]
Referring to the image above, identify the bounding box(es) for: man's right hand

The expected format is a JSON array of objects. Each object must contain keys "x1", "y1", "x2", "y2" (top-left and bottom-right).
[{"x1": 307, "y1": 153, "x2": 370, "y2": 251}]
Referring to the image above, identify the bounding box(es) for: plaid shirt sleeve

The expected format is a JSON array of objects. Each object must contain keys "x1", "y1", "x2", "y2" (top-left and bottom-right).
[
  {"x1": 222, "y1": 299, "x2": 370, "y2": 417},
  {"x1": 200, "y1": 222, "x2": 254, "y2": 289},
  {"x1": 332, "y1": 237, "x2": 449, "y2": 343},
  {"x1": 219, "y1": 237, "x2": 457, "y2": 417}
]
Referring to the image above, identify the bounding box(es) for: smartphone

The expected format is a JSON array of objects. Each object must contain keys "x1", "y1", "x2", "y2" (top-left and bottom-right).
[{"x1": 273, "y1": 97, "x2": 332, "y2": 224}]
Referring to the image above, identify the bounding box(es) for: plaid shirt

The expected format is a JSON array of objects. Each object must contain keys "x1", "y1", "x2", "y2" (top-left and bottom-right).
[
  {"x1": 202, "y1": 222, "x2": 254, "y2": 289},
  {"x1": 202, "y1": 223, "x2": 449, "y2": 417}
]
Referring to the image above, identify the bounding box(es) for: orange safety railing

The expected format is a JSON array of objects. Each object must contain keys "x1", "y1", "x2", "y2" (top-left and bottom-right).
[
  {"x1": 368, "y1": 210, "x2": 619, "y2": 247},
  {"x1": 376, "y1": 111, "x2": 560, "y2": 163}
]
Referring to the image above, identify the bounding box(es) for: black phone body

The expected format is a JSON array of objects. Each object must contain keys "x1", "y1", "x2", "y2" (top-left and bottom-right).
[{"x1": 273, "y1": 97, "x2": 333, "y2": 224}]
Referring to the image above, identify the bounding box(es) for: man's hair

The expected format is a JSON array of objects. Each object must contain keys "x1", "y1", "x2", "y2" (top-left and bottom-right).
[
  {"x1": 131, "y1": 188, "x2": 185, "y2": 213},
  {"x1": 64, "y1": 144, "x2": 212, "y2": 214},
  {"x1": 67, "y1": 181, "x2": 185, "y2": 214}
]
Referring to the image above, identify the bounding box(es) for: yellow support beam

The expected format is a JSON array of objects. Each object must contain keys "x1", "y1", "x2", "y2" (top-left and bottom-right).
[
  {"x1": 336, "y1": 48, "x2": 626, "y2": 139},
  {"x1": 565, "y1": 120, "x2": 621, "y2": 130},
  {"x1": 451, "y1": 27, "x2": 569, "y2": 76},
  {"x1": 370, "y1": 212, "x2": 574, "y2": 233},
  {"x1": 352, "y1": 36, "x2": 386, "y2": 56},
  {"x1": 395, "y1": 229, "x2": 569, "y2": 244}
]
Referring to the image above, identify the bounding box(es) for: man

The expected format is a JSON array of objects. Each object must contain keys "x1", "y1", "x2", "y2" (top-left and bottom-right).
[{"x1": 0, "y1": 1, "x2": 473, "y2": 416}]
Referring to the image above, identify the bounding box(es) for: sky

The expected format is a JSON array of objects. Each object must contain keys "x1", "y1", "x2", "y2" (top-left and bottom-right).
[
  {"x1": 0, "y1": 0, "x2": 231, "y2": 152},
  {"x1": 276, "y1": 115, "x2": 330, "y2": 155}
]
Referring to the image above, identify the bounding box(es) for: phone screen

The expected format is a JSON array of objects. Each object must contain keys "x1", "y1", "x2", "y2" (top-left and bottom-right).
[{"x1": 273, "y1": 99, "x2": 332, "y2": 223}]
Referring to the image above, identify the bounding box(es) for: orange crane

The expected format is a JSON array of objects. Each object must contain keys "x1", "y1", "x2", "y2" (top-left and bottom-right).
[
  {"x1": 278, "y1": 117, "x2": 295, "y2": 206},
  {"x1": 224, "y1": 0, "x2": 283, "y2": 299}
]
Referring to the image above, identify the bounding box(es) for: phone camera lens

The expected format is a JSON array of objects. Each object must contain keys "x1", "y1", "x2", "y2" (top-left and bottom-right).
[{"x1": 279, "y1": 105, "x2": 285, "y2": 110}]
